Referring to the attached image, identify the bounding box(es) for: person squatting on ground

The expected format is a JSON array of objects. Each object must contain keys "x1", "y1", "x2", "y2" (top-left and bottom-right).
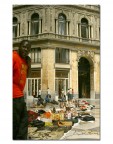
[
  {"x1": 36, "y1": 89, "x2": 44, "y2": 106},
  {"x1": 13, "y1": 40, "x2": 31, "y2": 140},
  {"x1": 45, "y1": 94, "x2": 52, "y2": 103},
  {"x1": 37, "y1": 94, "x2": 44, "y2": 106}
]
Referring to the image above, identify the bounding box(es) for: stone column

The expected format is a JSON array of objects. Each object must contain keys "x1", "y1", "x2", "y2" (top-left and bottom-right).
[
  {"x1": 66, "y1": 21, "x2": 68, "y2": 35},
  {"x1": 77, "y1": 23, "x2": 78, "y2": 37},
  {"x1": 79, "y1": 23, "x2": 81, "y2": 37},
  {"x1": 71, "y1": 51, "x2": 78, "y2": 98},
  {"x1": 88, "y1": 25, "x2": 91, "y2": 39},
  {"x1": 56, "y1": 19, "x2": 58, "y2": 34},
  {"x1": 39, "y1": 19, "x2": 41, "y2": 34},
  {"x1": 29, "y1": 21, "x2": 31, "y2": 35},
  {"x1": 69, "y1": 50, "x2": 72, "y2": 88},
  {"x1": 41, "y1": 48, "x2": 48, "y2": 97},
  {"x1": 47, "y1": 48, "x2": 55, "y2": 98},
  {"x1": 17, "y1": 23, "x2": 19, "y2": 37},
  {"x1": 41, "y1": 47, "x2": 55, "y2": 99},
  {"x1": 90, "y1": 64, "x2": 95, "y2": 99},
  {"x1": 94, "y1": 54, "x2": 100, "y2": 99},
  {"x1": 91, "y1": 26, "x2": 93, "y2": 39}
]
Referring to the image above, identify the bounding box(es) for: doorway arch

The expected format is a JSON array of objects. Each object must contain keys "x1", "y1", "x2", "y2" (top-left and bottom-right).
[{"x1": 78, "y1": 57, "x2": 91, "y2": 98}]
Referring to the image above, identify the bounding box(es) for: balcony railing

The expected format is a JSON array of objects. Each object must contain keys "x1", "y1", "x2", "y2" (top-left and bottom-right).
[{"x1": 13, "y1": 33, "x2": 100, "y2": 45}]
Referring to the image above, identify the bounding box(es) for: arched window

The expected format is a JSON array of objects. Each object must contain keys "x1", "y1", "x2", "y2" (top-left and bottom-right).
[
  {"x1": 58, "y1": 13, "x2": 66, "y2": 35},
  {"x1": 31, "y1": 13, "x2": 39, "y2": 35},
  {"x1": 81, "y1": 18, "x2": 89, "y2": 38},
  {"x1": 13, "y1": 17, "x2": 18, "y2": 38}
]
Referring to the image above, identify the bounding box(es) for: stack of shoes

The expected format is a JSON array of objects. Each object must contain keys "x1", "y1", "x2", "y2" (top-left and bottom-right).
[
  {"x1": 30, "y1": 119, "x2": 45, "y2": 128},
  {"x1": 79, "y1": 115, "x2": 95, "y2": 122}
]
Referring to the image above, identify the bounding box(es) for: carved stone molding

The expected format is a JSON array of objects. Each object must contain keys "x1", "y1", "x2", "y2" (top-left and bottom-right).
[
  {"x1": 13, "y1": 13, "x2": 21, "y2": 22},
  {"x1": 27, "y1": 10, "x2": 42, "y2": 20},
  {"x1": 77, "y1": 50, "x2": 95, "y2": 63},
  {"x1": 55, "y1": 9, "x2": 69, "y2": 19}
]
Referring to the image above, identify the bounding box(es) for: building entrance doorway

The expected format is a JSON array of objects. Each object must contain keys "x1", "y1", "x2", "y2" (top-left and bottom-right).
[
  {"x1": 26, "y1": 78, "x2": 41, "y2": 97},
  {"x1": 78, "y1": 57, "x2": 90, "y2": 98},
  {"x1": 55, "y1": 70, "x2": 69, "y2": 98},
  {"x1": 55, "y1": 79, "x2": 68, "y2": 98}
]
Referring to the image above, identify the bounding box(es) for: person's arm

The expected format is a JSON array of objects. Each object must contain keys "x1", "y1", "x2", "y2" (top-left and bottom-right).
[{"x1": 26, "y1": 56, "x2": 31, "y2": 78}]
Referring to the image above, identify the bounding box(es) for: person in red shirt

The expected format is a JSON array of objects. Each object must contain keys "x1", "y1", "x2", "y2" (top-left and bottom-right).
[{"x1": 13, "y1": 40, "x2": 31, "y2": 140}]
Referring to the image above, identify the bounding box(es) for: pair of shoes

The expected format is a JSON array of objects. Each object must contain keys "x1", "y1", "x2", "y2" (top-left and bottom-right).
[{"x1": 30, "y1": 119, "x2": 45, "y2": 128}]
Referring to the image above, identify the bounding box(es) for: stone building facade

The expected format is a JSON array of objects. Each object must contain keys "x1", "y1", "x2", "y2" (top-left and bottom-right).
[{"x1": 13, "y1": 5, "x2": 100, "y2": 100}]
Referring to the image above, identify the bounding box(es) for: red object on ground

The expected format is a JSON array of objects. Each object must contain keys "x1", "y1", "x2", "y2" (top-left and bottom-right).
[
  {"x1": 28, "y1": 110, "x2": 38, "y2": 123},
  {"x1": 44, "y1": 112, "x2": 51, "y2": 118}
]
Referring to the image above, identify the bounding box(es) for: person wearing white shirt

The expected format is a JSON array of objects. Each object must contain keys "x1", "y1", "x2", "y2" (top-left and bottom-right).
[{"x1": 47, "y1": 88, "x2": 51, "y2": 96}]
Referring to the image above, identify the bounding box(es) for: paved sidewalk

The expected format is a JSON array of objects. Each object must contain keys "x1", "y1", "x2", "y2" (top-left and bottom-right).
[{"x1": 60, "y1": 108, "x2": 100, "y2": 140}]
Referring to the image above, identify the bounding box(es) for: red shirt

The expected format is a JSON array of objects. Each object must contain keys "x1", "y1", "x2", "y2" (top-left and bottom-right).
[{"x1": 13, "y1": 51, "x2": 28, "y2": 98}]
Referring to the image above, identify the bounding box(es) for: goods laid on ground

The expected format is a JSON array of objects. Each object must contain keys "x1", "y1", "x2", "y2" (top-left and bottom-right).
[
  {"x1": 51, "y1": 113, "x2": 64, "y2": 120},
  {"x1": 28, "y1": 110, "x2": 38, "y2": 123},
  {"x1": 80, "y1": 115, "x2": 95, "y2": 122},
  {"x1": 27, "y1": 99, "x2": 96, "y2": 140},
  {"x1": 30, "y1": 119, "x2": 45, "y2": 128},
  {"x1": 58, "y1": 120, "x2": 73, "y2": 127}
]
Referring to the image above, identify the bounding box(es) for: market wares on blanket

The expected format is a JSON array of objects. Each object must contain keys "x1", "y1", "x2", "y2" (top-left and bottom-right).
[
  {"x1": 79, "y1": 105, "x2": 87, "y2": 111},
  {"x1": 28, "y1": 110, "x2": 38, "y2": 123},
  {"x1": 51, "y1": 113, "x2": 64, "y2": 121},
  {"x1": 40, "y1": 117, "x2": 52, "y2": 123},
  {"x1": 72, "y1": 117, "x2": 79, "y2": 124},
  {"x1": 42, "y1": 111, "x2": 51, "y2": 118},
  {"x1": 78, "y1": 112, "x2": 91, "y2": 116},
  {"x1": 45, "y1": 122, "x2": 53, "y2": 126},
  {"x1": 29, "y1": 119, "x2": 45, "y2": 128},
  {"x1": 79, "y1": 100, "x2": 95, "y2": 107},
  {"x1": 37, "y1": 109, "x2": 46, "y2": 115},
  {"x1": 81, "y1": 100, "x2": 90, "y2": 105},
  {"x1": 88, "y1": 104, "x2": 95, "y2": 110},
  {"x1": 79, "y1": 115, "x2": 95, "y2": 122},
  {"x1": 58, "y1": 120, "x2": 73, "y2": 127}
]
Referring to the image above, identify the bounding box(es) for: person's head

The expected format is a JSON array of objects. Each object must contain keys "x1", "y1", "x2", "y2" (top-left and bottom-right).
[{"x1": 18, "y1": 40, "x2": 31, "y2": 59}]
